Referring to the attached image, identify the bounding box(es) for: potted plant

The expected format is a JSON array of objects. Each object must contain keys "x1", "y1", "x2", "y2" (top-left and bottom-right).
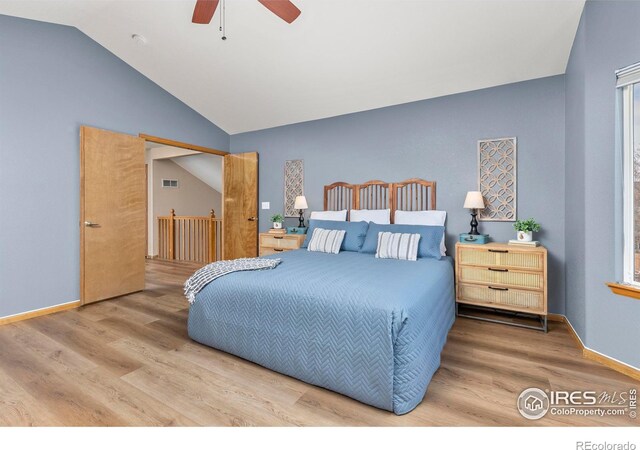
[
  {"x1": 270, "y1": 213, "x2": 284, "y2": 229},
  {"x1": 513, "y1": 218, "x2": 541, "y2": 242}
]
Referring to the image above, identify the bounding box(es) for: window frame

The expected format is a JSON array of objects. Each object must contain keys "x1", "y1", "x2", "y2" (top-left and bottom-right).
[{"x1": 618, "y1": 63, "x2": 640, "y2": 286}]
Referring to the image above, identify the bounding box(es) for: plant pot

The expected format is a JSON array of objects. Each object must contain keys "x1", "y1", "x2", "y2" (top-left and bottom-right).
[
  {"x1": 273, "y1": 222, "x2": 282, "y2": 229},
  {"x1": 517, "y1": 231, "x2": 533, "y2": 242}
]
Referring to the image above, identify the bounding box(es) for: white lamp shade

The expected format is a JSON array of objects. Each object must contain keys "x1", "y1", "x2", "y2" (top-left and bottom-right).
[
  {"x1": 463, "y1": 191, "x2": 485, "y2": 209},
  {"x1": 294, "y1": 195, "x2": 308, "y2": 210}
]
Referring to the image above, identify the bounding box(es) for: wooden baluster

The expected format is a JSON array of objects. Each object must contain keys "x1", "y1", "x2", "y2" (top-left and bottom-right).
[
  {"x1": 197, "y1": 219, "x2": 201, "y2": 262},
  {"x1": 168, "y1": 209, "x2": 175, "y2": 260},
  {"x1": 181, "y1": 219, "x2": 185, "y2": 261},
  {"x1": 204, "y1": 220, "x2": 208, "y2": 262},
  {"x1": 209, "y1": 210, "x2": 216, "y2": 263},
  {"x1": 158, "y1": 218, "x2": 162, "y2": 259}
]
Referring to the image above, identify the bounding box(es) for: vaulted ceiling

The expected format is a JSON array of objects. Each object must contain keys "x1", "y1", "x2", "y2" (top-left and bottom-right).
[{"x1": 0, "y1": 0, "x2": 585, "y2": 134}]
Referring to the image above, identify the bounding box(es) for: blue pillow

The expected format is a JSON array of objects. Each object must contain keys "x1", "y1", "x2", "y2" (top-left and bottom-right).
[
  {"x1": 302, "y1": 220, "x2": 369, "y2": 252},
  {"x1": 360, "y1": 223, "x2": 444, "y2": 260}
]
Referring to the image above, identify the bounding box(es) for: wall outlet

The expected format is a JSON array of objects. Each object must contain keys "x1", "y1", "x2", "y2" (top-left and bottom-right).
[{"x1": 261, "y1": 202, "x2": 270, "y2": 210}]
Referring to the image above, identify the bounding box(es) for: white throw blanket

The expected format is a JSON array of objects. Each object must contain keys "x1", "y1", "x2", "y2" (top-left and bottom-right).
[{"x1": 184, "y1": 257, "x2": 282, "y2": 304}]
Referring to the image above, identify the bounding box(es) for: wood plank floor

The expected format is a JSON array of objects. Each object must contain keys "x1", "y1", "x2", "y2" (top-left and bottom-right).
[{"x1": 0, "y1": 259, "x2": 637, "y2": 426}]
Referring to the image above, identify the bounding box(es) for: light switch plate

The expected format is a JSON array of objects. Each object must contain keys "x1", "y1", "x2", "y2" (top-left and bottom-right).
[{"x1": 261, "y1": 202, "x2": 270, "y2": 210}]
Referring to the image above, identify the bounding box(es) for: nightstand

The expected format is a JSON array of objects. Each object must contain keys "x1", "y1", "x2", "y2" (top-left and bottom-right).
[
  {"x1": 455, "y1": 242, "x2": 548, "y2": 331},
  {"x1": 259, "y1": 233, "x2": 306, "y2": 256}
]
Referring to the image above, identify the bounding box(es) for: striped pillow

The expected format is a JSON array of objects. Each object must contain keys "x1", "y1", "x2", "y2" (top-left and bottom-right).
[
  {"x1": 375, "y1": 232, "x2": 421, "y2": 261},
  {"x1": 307, "y1": 228, "x2": 346, "y2": 254}
]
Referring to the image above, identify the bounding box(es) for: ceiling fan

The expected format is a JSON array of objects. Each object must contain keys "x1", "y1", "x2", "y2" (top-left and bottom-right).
[{"x1": 192, "y1": 0, "x2": 301, "y2": 25}]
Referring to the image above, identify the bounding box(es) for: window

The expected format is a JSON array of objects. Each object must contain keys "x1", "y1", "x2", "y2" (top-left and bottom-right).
[
  {"x1": 162, "y1": 179, "x2": 179, "y2": 188},
  {"x1": 618, "y1": 63, "x2": 640, "y2": 285}
]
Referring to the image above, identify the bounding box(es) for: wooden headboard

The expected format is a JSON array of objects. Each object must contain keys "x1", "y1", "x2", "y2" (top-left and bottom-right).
[
  {"x1": 323, "y1": 182, "x2": 357, "y2": 214},
  {"x1": 323, "y1": 178, "x2": 436, "y2": 222},
  {"x1": 356, "y1": 180, "x2": 393, "y2": 211},
  {"x1": 392, "y1": 178, "x2": 437, "y2": 212}
]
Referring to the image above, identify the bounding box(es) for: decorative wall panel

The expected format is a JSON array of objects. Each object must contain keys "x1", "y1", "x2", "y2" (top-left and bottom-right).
[
  {"x1": 478, "y1": 137, "x2": 516, "y2": 221},
  {"x1": 284, "y1": 160, "x2": 304, "y2": 217}
]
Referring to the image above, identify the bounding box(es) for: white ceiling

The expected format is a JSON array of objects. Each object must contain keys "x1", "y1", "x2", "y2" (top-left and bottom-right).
[
  {"x1": 0, "y1": 0, "x2": 585, "y2": 134},
  {"x1": 172, "y1": 153, "x2": 223, "y2": 193}
]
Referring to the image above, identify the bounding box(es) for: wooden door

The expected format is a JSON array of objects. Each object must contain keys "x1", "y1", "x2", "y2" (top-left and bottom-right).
[
  {"x1": 223, "y1": 152, "x2": 258, "y2": 259},
  {"x1": 80, "y1": 126, "x2": 146, "y2": 304}
]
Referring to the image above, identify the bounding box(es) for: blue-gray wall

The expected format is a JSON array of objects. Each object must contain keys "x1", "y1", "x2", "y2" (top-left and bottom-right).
[
  {"x1": 564, "y1": 0, "x2": 640, "y2": 368},
  {"x1": 0, "y1": 15, "x2": 229, "y2": 317},
  {"x1": 231, "y1": 76, "x2": 567, "y2": 313},
  {"x1": 564, "y1": 6, "x2": 588, "y2": 343}
]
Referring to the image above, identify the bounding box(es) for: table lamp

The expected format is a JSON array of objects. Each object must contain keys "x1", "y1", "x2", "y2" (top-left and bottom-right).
[
  {"x1": 294, "y1": 195, "x2": 308, "y2": 228},
  {"x1": 463, "y1": 191, "x2": 485, "y2": 235}
]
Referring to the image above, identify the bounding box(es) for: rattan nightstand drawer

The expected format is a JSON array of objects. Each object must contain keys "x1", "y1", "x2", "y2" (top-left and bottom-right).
[
  {"x1": 258, "y1": 247, "x2": 281, "y2": 256},
  {"x1": 457, "y1": 283, "x2": 545, "y2": 313},
  {"x1": 259, "y1": 234, "x2": 305, "y2": 250},
  {"x1": 459, "y1": 266, "x2": 544, "y2": 290},
  {"x1": 259, "y1": 233, "x2": 306, "y2": 256},
  {"x1": 458, "y1": 246, "x2": 544, "y2": 271}
]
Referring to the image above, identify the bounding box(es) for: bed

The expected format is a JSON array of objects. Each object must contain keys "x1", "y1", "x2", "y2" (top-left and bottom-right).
[{"x1": 188, "y1": 178, "x2": 455, "y2": 415}]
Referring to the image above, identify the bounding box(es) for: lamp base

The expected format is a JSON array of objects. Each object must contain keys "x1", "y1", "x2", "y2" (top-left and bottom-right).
[
  {"x1": 298, "y1": 210, "x2": 305, "y2": 228},
  {"x1": 469, "y1": 209, "x2": 480, "y2": 235}
]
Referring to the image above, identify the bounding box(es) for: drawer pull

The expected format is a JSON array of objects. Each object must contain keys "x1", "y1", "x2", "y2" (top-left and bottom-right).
[
  {"x1": 274, "y1": 248, "x2": 284, "y2": 252},
  {"x1": 274, "y1": 236, "x2": 284, "y2": 239},
  {"x1": 488, "y1": 286, "x2": 508, "y2": 291},
  {"x1": 488, "y1": 268, "x2": 508, "y2": 272},
  {"x1": 488, "y1": 249, "x2": 508, "y2": 253}
]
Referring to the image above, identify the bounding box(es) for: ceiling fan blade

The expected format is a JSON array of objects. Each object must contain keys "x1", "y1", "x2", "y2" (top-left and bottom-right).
[
  {"x1": 258, "y1": 0, "x2": 301, "y2": 24},
  {"x1": 192, "y1": 0, "x2": 219, "y2": 24}
]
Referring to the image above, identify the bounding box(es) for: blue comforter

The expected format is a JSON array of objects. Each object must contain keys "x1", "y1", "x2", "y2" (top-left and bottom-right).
[{"x1": 188, "y1": 249, "x2": 455, "y2": 415}]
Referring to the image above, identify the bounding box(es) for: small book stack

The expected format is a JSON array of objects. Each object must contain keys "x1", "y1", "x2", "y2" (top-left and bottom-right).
[
  {"x1": 508, "y1": 239, "x2": 540, "y2": 247},
  {"x1": 268, "y1": 228, "x2": 286, "y2": 235}
]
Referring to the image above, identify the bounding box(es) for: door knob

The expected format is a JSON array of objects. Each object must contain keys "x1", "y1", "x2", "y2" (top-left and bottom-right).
[
  {"x1": 84, "y1": 221, "x2": 100, "y2": 227},
  {"x1": 247, "y1": 217, "x2": 258, "y2": 222}
]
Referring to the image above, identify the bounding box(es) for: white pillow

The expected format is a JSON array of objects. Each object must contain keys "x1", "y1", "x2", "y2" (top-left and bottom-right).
[
  {"x1": 307, "y1": 228, "x2": 345, "y2": 254},
  {"x1": 310, "y1": 210, "x2": 347, "y2": 221},
  {"x1": 375, "y1": 232, "x2": 420, "y2": 261},
  {"x1": 394, "y1": 210, "x2": 447, "y2": 256},
  {"x1": 349, "y1": 208, "x2": 391, "y2": 224}
]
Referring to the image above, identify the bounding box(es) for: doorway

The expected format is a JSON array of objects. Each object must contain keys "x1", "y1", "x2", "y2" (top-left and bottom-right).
[
  {"x1": 80, "y1": 127, "x2": 258, "y2": 306},
  {"x1": 145, "y1": 141, "x2": 224, "y2": 264}
]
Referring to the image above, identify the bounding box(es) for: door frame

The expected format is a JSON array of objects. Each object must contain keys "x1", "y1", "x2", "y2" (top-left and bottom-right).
[{"x1": 140, "y1": 134, "x2": 228, "y2": 157}]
